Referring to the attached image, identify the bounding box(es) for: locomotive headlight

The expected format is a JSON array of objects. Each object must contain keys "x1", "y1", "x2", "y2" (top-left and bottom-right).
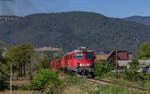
[
  {"x1": 80, "y1": 64, "x2": 83, "y2": 66},
  {"x1": 87, "y1": 64, "x2": 90, "y2": 66}
]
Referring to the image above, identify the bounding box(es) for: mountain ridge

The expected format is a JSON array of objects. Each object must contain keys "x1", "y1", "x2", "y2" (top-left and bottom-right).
[
  {"x1": 1, "y1": 11, "x2": 150, "y2": 53},
  {"x1": 124, "y1": 16, "x2": 150, "y2": 26}
]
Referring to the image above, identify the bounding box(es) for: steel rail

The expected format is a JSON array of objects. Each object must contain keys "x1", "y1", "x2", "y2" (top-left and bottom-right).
[{"x1": 87, "y1": 78, "x2": 149, "y2": 92}]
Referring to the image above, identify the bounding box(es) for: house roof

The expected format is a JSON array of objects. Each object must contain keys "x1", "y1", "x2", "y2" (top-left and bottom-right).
[
  {"x1": 96, "y1": 54, "x2": 109, "y2": 61},
  {"x1": 96, "y1": 50, "x2": 133, "y2": 62},
  {"x1": 107, "y1": 50, "x2": 132, "y2": 60}
]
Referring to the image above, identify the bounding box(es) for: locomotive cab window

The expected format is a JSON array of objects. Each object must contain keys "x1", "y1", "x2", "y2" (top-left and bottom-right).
[
  {"x1": 85, "y1": 53, "x2": 93, "y2": 59},
  {"x1": 76, "y1": 54, "x2": 83, "y2": 59}
]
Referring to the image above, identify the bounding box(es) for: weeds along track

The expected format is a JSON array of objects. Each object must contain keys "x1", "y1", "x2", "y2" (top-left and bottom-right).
[
  {"x1": 87, "y1": 78, "x2": 149, "y2": 92},
  {"x1": 54, "y1": 69, "x2": 149, "y2": 92}
]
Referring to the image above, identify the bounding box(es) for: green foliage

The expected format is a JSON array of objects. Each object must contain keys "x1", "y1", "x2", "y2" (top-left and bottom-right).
[
  {"x1": 131, "y1": 58, "x2": 139, "y2": 67},
  {"x1": 136, "y1": 42, "x2": 150, "y2": 59},
  {"x1": 52, "y1": 50, "x2": 63, "y2": 61},
  {"x1": 122, "y1": 59, "x2": 139, "y2": 80},
  {"x1": 18, "y1": 85, "x2": 31, "y2": 90},
  {"x1": 122, "y1": 59, "x2": 150, "y2": 81},
  {"x1": 6, "y1": 44, "x2": 34, "y2": 77},
  {"x1": 121, "y1": 43, "x2": 150, "y2": 81},
  {"x1": 94, "y1": 60, "x2": 115, "y2": 77},
  {"x1": 7, "y1": 44, "x2": 34, "y2": 67},
  {"x1": 89, "y1": 84, "x2": 148, "y2": 94},
  {"x1": 0, "y1": 79, "x2": 7, "y2": 91},
  {"x1": 39, "y1": 53, "x2": 50, "y2": 69},
  {"x1": 0, "y1": 48, "x2": 8, "y2": 91},
  {"x1": 65, "y1": 75, "x2": 85, "y2": 86},
  {"x1": 31, "y1": 69, "x2": 64, "y2": 94}
]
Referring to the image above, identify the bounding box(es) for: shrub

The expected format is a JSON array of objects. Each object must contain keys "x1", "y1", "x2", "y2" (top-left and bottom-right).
[
  {"x1": 94, "y1": 60, "x2": 115, "y2": 77},
  {"x1": 39, "y1": 54, "x2": 50, "y2": 69},
  {"x1": 122, "y1": 59, "x2": 150, "y2": 81},
  {"x1": 19, "y1": 85, "x2": 31, "y2": 90},
  {"x1": 31, "y1": 69, "x2": 64, "y2": 94},
  {"x1": 122, "y1": 59, "x2": 139, "y2": 80}
]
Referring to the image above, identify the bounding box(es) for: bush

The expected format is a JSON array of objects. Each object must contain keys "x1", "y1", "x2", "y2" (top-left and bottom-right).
[
  {"x1": 39, "y1": 54, "x2": 50, "y2": 69},
  {"x1": 94, "y1": 60, "x2": 115, "y2": 77},
  {"x1": 19, "y1": 85, "x2": 31, "y2": 90},
  {"x1": 31, "y1": 69, "x2": 64, "y2": 94},
  {"x1": 122, "y1": 59, "x2": 139, "y2": 80},
  {"x1": 122, "y1": 59, "x2": 150, "y2": 81}
]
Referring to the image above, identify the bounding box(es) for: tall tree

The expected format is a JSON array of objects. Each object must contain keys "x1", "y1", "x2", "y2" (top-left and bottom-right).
[
  {"x1": 0, "y1": 48, "x2": 8, "y2": 90},
  {"x1": 136, "y1": 43, "x2": 150, "y2": 59},
  {"x1": 39, "y1": 53, "x2": 50, "y2": 69},
  {"x1": 6, "y1": 44, "x2": 34, "y2": 79}
]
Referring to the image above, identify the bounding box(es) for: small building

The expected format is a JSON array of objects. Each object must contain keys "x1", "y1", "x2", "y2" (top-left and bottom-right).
[
  {"x1": 107, "y1": 50, "x2": 133, "y2": 69},
  {"x1": 96, "y1": 50, "x2": 134, "y2": 69},
  {"x1": 107, "y1": 50, "x2": 133, "y2": 60}
]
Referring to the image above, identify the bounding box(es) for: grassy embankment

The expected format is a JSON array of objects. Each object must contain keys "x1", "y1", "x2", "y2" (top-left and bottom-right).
[
  {"x1": 97, "y1": 73, "x2": 150, "y2": 90},
  {"x1": 0, "y1": 71, "x2": 149, "y2": 94}
]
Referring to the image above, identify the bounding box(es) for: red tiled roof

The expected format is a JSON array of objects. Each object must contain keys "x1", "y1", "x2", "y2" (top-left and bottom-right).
[{"x1": 107, "y1": 50, "x2": 132, "y2": 60}]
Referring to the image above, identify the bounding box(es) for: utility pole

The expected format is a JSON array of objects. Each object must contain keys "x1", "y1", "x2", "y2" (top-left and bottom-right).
[
  {"x1": 115, "y1": 50, "x2": 118, "y2": 79},
  {"x1": 10, "y1": 64, "x2": 12, "y2": 94}
]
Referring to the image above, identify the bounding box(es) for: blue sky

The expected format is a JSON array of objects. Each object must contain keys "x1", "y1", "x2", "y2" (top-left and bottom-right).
[
  {"x1": 0, "y1": 0, "x2": 150, "y2": 18},
  {"x1": 68, "y1": 0, "x2": 150, "y2": 18}
]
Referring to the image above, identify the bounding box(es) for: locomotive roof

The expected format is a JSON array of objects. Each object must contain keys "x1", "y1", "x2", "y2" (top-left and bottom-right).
[{"x1": 63, "y1": 49, "x2": 93, "y2": 57}]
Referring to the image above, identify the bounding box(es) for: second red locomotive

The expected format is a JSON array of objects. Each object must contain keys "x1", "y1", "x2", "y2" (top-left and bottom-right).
[{"x1": 51, "y1": 47, "x2": 95, "y2": 77}]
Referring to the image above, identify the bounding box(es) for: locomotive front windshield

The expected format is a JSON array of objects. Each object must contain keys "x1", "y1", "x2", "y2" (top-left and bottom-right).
[
  {"x1": 85, "y1": 53, "x2": 93, "y2": 59},
  {"x1": 76, "y1": 54, "x2": 83, "y2": 59},
  {"x1": 76, "y1": 53, "x2": 93, "y2": 60}
]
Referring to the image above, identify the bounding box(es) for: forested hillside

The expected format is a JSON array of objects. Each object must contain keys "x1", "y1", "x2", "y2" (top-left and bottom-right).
[
  {"x1": 124, "y1": 16, "x2": 150, "y2": 26},
  {"x1": 1, "y1": 11, "x2": 150, "y2": 52}
]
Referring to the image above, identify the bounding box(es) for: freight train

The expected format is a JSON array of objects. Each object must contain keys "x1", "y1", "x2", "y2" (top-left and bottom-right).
[{"x1": 51, "y1": 47, "x2": 95, "y2": 77}]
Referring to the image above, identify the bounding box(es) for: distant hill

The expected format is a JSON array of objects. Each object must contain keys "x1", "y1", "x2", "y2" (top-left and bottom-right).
[
  {"x1": 1, "y1": 11, "x2": 150, "y2": 53},
  {"x1": 124, "y1": 16, "x2": 150, "y2": 26}
]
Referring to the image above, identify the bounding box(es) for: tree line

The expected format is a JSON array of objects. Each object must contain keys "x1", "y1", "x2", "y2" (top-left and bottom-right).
[
  {"x1": 1, "y1": 42, "x2": 150, "y2": 91},
  {"x1": 94, "y1": 42, "x2": 150, "y2": 81},
  {"x1": 0, "y1": 43, "x2": 64, "y2": 91}
]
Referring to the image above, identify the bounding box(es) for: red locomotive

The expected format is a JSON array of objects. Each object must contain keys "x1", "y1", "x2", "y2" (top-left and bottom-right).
[{"x1": 51, "y1": 47, "x2": 95, "y2": 77}]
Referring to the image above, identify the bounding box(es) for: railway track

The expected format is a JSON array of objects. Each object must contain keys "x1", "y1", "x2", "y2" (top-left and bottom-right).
[
  {"x1": 55, "y1": 69, "x2": 149, "y2": 92},
  {"x1": 87, "y1": 78, "x2": 149, "y2": 92}
]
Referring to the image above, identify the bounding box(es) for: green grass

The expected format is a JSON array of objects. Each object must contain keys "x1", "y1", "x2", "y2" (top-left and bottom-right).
[
  {"x1": 63, "y1": 74, "x2": 149, "y2": 94},
  {"x1": 0, "y1": 90, "x2": 39, "y2": 94},
  {"x1": 99, "y1": 73, "x2": 150, "y2": 90},
  {"x1": 4, "y1": 71, "x2": 149, "y2": 94},
  {"x1": 89, "y1": 85, "x2": 148, "y2": 94}
]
